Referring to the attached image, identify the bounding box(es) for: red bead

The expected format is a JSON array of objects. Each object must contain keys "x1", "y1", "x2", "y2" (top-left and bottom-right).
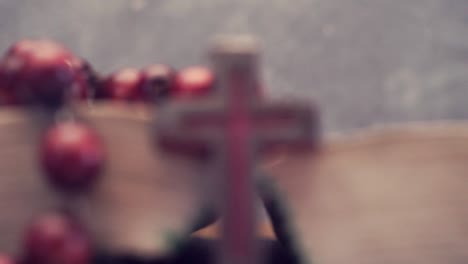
[
  {"x1": 0, "y1": 39, "x2": 90, "y2": 106},
  {"x1": 100, "y1": 68, "x2": 143, "y2": 101},
  {"x1": 23, "y1": 213, "x2": 92, "y2": 264},
  {"x1": 173, "y1": 66, "x2": 214, "y2": 98},
  {"x1": 0, "y1": 254, "x2": 15, "y2": 264},
  {"x1": 40, "y1": 122, "x2": 105, "y2": 193},
  {"x1": 141, "y1": 64, "x2": 175, "y2": 102}
]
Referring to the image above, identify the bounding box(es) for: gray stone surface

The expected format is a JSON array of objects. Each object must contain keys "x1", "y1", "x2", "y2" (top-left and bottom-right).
[{"x1": 0, "y1": 0, "x2": 467, "y2": 132}]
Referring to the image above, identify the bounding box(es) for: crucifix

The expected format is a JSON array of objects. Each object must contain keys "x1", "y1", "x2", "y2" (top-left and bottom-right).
[{"x1": 156, "y1": 35, "x2": 318, "y2": 264}]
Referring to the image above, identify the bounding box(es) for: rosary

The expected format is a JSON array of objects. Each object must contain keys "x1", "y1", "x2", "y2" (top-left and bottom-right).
[{"x1": 0, "y1": 35, "x2": 467, "y2": 264}]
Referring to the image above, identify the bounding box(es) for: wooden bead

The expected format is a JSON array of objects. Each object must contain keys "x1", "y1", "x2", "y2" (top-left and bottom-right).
[
  {"x1": 0, "y1": 39, "x2": 90, "y2": 107},
  {"x1": 100, "y1": 68, "x2": 143, "y2": 101},
  {"x1": 173, "y1": 66, "x2": 214, "y2": 98},
  {"x1": 23, "y1": 213, "x2": 92, "y2": 264},
  {"x1": 39, "y1": 122, "x2": 105, "y2": 194}
]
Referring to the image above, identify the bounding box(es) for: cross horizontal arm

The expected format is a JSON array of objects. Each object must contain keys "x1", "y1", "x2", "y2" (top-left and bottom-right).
[{"x1": 253, "y1": 102, "x2": 321, "y2": 150}]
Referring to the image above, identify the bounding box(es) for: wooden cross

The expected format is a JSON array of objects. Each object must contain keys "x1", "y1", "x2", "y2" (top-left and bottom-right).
[{"x1": 156, "y1": 35, "x2": 318, "y2": 264}]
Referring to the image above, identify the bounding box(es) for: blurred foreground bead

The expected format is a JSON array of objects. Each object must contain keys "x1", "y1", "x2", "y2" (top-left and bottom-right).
[
  {"x1": 173, "y1": 66, "x2": 214, "y2": 98},
  {"x1": 100, "y1": 68, "x2": 143, "y2": 101},
  {"x1": 0, "y1": 254, "x2": 15, "y2": 264},
  {"x1": 0, "y1": 39, "x2": 90, "y2": 107},
  {"x1": 40, "y1": 121, "x2": 105, "y2": 194},
  {"x1": 141, "y1": 64, "x2": 175, "y2": 102},
  {"x1": 23, "y1": 213, "x2": 92, "y2": 264}
]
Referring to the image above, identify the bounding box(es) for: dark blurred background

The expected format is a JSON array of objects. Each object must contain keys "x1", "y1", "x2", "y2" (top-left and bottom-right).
[{"x1": 0, "y1": 0, "x2": 467, "y2": 132}]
